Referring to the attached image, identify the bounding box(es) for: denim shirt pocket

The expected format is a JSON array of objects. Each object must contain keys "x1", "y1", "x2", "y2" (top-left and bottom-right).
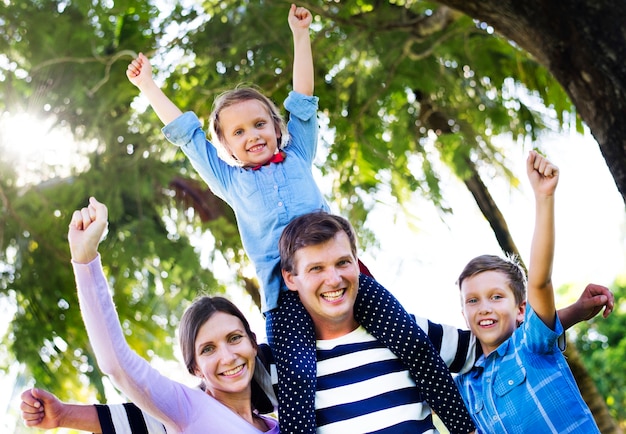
[
  {"x1": 493, "y1": 364, "x2": 526, "y2": 397},
  {"x1": 237, "y1": 171, "x2": 261, "y2": 199},
  {"x1": 465, "y1": 385, "x2": 484, "y2": 417},
  {"x1": 468, "y1": 395, "x2": 484, "y2": 417}
]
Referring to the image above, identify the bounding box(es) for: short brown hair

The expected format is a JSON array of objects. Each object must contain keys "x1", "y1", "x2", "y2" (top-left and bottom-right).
[
  {"x1": 456, "y1": 254, "x2": 527, "y2": 305},
  {"x1": 279, "y1": 211, "x2": 357, "y2": 274}
]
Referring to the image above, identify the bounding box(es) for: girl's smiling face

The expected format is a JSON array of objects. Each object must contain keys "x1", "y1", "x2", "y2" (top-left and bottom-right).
[
  {"x1": 193, "y1": 311, "x2": 257, "y2": 401},
  {"x1": 460, "y1": 270, "x2": 526, "y2": 356},
  {"x1": 219, "y1": 99, "x2": 281, "y2": 167}
]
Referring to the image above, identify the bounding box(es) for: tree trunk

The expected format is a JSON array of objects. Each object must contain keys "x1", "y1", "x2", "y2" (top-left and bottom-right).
[
  {"x1": 461, "y1": 160, "x2": 521, "y2": 260},
  {"x1": 436, "y1": 0, "x2": 626, "y2": 204},
  {"x1": 564, "y1": 340, "x2": 623, "y2": 433}
]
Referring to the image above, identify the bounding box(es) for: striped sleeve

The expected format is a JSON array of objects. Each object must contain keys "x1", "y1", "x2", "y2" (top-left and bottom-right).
[
  {"x1": 412, "y1": 316, "x2": 478, "y2": 374},
  {"x1": 95, "y1": 403, "x2": 167, "y2": 434}
]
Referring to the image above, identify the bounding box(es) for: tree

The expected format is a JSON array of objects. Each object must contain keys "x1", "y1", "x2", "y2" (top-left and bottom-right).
[
  {"x1": 0, "y1": 144, "x2": 223, "y2": 400},
  {"x1": 0, "y1": 1, "x2": 228, "y2": 400},
  {"x1": 0, "y1": 0, "x2": 622, "y2": 427},
  {"x1": 437, "y1": 0, "x2": 626, "y2": 204}
]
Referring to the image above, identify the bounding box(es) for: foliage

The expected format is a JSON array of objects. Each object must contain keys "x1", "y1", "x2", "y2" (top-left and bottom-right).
[
  {"x1": 572, "y1": 277, "x2": 626, "y2": 422},
  {"x1": 0, "y1": 143, "x2": 223, "y2": 400}
]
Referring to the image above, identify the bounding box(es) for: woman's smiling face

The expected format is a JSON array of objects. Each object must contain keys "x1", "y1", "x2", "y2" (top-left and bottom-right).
[{"x1": 193, "y1": 311, "x2": 257, "y2": 400}]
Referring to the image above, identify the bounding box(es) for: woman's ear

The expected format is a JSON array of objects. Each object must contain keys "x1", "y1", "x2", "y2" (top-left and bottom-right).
[{"x1": 193, "y1": 367, "x2": 204, "y2": 379}]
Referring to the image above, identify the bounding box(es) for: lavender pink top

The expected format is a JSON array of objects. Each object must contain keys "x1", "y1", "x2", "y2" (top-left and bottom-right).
[{"x1": 74, "y1": 255, "x2": 279, "y2": 434}]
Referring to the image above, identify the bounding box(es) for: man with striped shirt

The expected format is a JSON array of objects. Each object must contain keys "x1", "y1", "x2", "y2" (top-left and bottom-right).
[{"x1": 277, "y1": 212, "x2": 474, "y2": 433}]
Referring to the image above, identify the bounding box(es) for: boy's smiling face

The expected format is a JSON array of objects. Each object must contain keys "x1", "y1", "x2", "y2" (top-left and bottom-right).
[{"x1": 460, "y1": 270, "x2": 526, "y2": 356}]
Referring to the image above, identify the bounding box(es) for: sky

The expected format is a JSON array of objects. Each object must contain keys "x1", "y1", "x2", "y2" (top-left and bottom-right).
[{"x1": 1, "y1": 122, "x2": 625, "y2": 431}]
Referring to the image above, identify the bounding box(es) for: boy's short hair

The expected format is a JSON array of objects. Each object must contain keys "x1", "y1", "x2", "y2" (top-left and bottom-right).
[
  {"x1": 208, "y1": 85, "x2": 290, "y2": 166},
  {"x1": 279, "y1": 211, "x2": 357, "y2": 274},
  {"x1": 457, "y1": 254, "x2": 527, "y2": 305}
]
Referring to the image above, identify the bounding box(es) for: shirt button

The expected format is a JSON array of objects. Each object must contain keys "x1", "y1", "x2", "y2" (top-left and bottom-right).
[
  {"x1": 278, "y1": 202, "x2": 283, "y2": 207},
  {"x1": 508, "y1": 380, "x2": 514, "y2": 385},
  {"x1": 492, "y1": 415, "x2": 498, "y2": 421}
]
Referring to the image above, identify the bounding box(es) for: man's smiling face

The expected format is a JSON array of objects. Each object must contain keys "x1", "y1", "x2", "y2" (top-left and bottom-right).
[{"x1": 282, "y1": 231, "x2": 360, "y2": 340}]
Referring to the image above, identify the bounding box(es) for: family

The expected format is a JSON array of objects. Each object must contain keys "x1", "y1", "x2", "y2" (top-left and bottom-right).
[{"x1": 20, "y1": 4, "x2": 614, "y2": 434}]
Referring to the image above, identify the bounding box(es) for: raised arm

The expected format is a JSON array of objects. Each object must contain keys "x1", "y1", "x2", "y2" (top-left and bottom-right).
[
  {"x1": 526, "y1": 150, "x2": 559, "y2": 328},
  {"x1": 288, "y1": 4, "x2": 314, "y2": 96},
  {"x1": 69, "y1": 199, "x2": 179, "y2": 429},
  {"x1": 20, "y1": 388, "x2": 101, "y2": 433},
  {"x1": 126, "y1": 53, "x2": 183, "y2": 125}
]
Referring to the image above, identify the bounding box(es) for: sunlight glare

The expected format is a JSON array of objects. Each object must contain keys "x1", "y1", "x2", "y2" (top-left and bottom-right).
[{"x1": 0, "y1": 112, "x2": 95, "y2": 186}]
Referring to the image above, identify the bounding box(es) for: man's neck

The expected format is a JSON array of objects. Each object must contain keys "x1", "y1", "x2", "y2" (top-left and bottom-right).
[{"x1": 315, "y1": 319, "x2": 360, "y2": 341}]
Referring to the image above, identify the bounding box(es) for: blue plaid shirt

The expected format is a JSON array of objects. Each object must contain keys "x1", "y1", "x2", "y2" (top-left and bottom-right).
[
  {"x1": 162, "y1": 92, "x2": 329, "y2": 313},
  {"x1": 455, "y1": 306, "x2": 599, "y2": 433}
]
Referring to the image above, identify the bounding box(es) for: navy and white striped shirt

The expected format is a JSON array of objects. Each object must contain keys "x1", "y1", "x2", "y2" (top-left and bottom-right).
[{"x1": 316, "y1": 326, "x2": 435, "y2": 433}]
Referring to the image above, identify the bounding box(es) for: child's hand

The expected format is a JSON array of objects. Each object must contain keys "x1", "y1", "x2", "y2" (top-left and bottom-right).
[
  {"x1": 527, "y1": 150, "x2": 559, "y2": 197},
  {"x1": 126, "y1": 52, "x2": 154, "y2": 88},
  {"x1": 288, "y1": 4, "x2": 312, "y2": 33},
  {"x1": 574, "y1": 283, "x2": 615, "y2": 320}
]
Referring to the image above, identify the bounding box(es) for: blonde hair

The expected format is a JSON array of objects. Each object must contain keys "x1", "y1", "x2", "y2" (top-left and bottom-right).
[{"x1": 208, "y1": 85, "x2": 290, "y2": 166}]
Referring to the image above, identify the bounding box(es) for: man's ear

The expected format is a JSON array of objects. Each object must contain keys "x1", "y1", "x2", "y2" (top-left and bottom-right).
[{"x1": 282, "y1": 269, "x2": 298, "y2": 292}]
